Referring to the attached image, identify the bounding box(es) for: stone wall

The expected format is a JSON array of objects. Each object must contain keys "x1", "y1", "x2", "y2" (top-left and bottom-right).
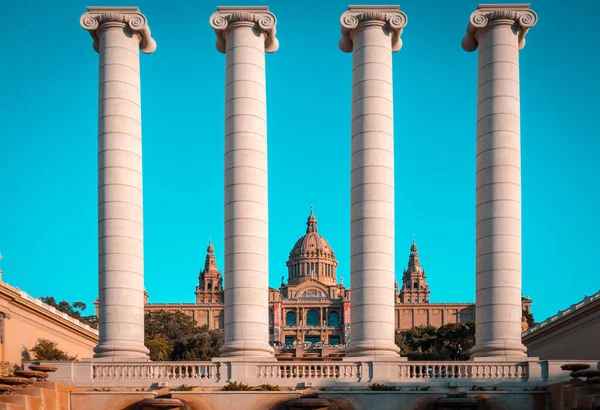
[
  {"x1": 523, "y1": 291, "x2": 600, "y2": 360},
  {"x1": 0, "y1": 281, "x2": 98, "y2": 365}
]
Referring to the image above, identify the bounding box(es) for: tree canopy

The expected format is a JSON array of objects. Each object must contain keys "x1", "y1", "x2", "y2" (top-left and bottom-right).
[
  {"x1": 395, "y1": 321, "x2": 476, "y2": 360},
  {"x1": 144, "y1": 310, "x2": 223, "y2": 361},
  {"x1": 39, "y1": 297, "x2": 98, "y2": 329},
  {"x1": 29, "y1": 338, "x2": 76, "y2": 361}
]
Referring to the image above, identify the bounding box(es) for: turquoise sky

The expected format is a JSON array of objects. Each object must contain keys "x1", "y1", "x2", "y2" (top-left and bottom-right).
[{"x1": 0, "y1": 0, "x2": 598, "y2": 324}]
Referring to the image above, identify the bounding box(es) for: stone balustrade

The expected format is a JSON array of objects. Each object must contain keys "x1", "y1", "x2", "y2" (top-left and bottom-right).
[
  {"x1": 30, "y1": 359, "x2": 599, "y2": 388},
  {"x1": 399, "y1": 362, "x2": 527, "y2": 382},
  {"x1": 93, "y1": 362, "x2": 219, "y2": 382},
  {"x1": 257, "y1": 362, "x2": 360, "y2": 381},
  {"x1": 522, "y1": 290, "x2": 600, "y2": 337},
  {"x1": 3, "y1": 282, "x2": 99, "y2": 334}
]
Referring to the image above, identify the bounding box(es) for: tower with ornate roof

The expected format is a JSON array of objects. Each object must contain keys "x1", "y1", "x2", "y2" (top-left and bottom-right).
[
  {"x1": 195, "y1": 240, "x2": 223, "y2": 304},
  {"x1": 399, "y1": 240, "x2": 430, "y2": 304},
  {"x1": 286, "y1": 210, "x2": 339, "y2": 287}
]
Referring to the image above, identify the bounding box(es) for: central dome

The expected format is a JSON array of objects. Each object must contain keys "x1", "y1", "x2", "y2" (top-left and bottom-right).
[{"x1": 286, "y1": 210, "x2": 338, "y2": 286}]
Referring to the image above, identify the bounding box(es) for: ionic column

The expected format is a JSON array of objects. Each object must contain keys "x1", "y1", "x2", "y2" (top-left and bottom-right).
[
  {"x1": 462, "y1": 4, "x2": 537, "y2": 359},
  {"x1": 339, "y1": 6, "x2": 406, "y2": 359},
  {"x1": 80, "y1": 7, "x2": 156, "y2": 360},
  {"x1": 210, "y1": 6, "x2": 278, "y2": 359}
]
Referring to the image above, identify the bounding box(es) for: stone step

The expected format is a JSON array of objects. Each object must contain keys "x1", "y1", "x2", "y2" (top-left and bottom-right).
[
  {"x1": 577, "y1": 393, "x2": 600, "y2": 407},
  {"x1": 31, "y1": 382, "x2": 72, "y2": 410},
  {"x1": 0, "y1": 395, "x2": 42, "y2": 410},
  {"x1": 17, "y1": 388, "x2": 57, "y2": 410},
  {"x1": 0, "y1": 403, "x2": 26, "y2": 410}
]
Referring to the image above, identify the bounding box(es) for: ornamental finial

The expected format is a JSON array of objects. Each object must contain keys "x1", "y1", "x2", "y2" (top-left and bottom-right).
[
  {"x1": 462, "y1": 4, "x2": 537, "y2": 52},
  {"x1": 80, "y1": 6, "x2": 156, "y2": 54}
]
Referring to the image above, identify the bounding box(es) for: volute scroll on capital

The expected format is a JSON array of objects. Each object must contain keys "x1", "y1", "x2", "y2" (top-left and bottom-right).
[
  {"x1": 210, "y1": 7, "x2": 279, "y2": 54},
  {"x1": 339, "y1": 7, "x2": 408, "y2": 53},
  {"x1": 462, "y1": 5, "x2": 538, "y2": 52},
  {"x1": 80, "y1": 7, "x2": 157, "y2": 54}
]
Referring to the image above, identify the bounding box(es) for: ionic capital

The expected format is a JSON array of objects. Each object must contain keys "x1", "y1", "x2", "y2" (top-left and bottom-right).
[
  {"x1": 339, "y1": 5, "x2": 408, "y2": 53},
  {"x1": 80, "y1": 7, "x2": 156, "y2": 54},
  {"x1": 462, "y1": 4, "x2": 537, "y2": 52},
  {"x1": 210, "y1": 6, "x2": 279, "y2": 54}
]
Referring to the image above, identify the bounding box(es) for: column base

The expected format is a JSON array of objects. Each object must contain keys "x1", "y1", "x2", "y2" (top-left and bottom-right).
[
  {"x1": 344, "y1": 339, "x2": 402, "y2": 361},
  {"x1": 218, "y1": 340, "x2": 275, "y2": 360},
  {"x1": 93, "y1": 341, "x2": 149, "y2": 361},
  {"x1": 470, "y1": 340, "x2": 528, "y2": 360}
]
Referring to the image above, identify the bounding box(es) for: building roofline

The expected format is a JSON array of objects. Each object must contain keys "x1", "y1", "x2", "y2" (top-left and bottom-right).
[
  {"x1": 522, "y1": 290, "x2": 600, "y2": 337},
  {"x1": 0, "y1": 281, "x2": 98, "y2": 336}
]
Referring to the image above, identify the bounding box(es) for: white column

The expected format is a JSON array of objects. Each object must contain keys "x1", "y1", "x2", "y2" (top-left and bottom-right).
[
  {"x1": 339, "y1": 6, "x2": 406, "y2": 359},
  {"x1": 462, "y1": 5, "x2": 537, "y2": 360},
  {"x1": 80, "y1": 7, "x2": 156, "y2": 360},
  {"x1": 210, "y1": 6, "x2": 279, "y2": 359}
]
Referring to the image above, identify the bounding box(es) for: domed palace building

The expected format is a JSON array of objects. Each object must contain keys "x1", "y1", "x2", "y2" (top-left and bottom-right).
[{"x1": 142, "y1": 211, "x2": 532, "y2": 358}]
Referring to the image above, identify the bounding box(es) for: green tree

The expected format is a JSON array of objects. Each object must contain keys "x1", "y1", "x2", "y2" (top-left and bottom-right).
[
  {"x1": 146, "y1": 334, "x2": 173, "y2": 361},
  {"x1": 39, "y1": 297, "x2": 98, "y2": 329},
  {"x1": 30, "y1": 339, "x2": 76, "y2": 361},
  {"x1": 523, "y1": 310, "x2": 535, "y2": 328},
  {"x1": 144, "y1": 310, "x2": 224, "y2": 361},
  {"x1": 395, "y1": 321, "x2": 475, "y2": 360}
]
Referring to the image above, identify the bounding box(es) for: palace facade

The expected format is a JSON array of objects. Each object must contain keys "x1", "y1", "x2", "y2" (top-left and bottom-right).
[{"x1": 144, "y1": 211, "x2": 530, "y2": 347}]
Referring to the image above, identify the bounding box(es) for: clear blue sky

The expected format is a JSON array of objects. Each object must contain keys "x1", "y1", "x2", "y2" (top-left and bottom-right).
[{"x1": 0, "y1": 0, "x2": 598, "y2": 324}]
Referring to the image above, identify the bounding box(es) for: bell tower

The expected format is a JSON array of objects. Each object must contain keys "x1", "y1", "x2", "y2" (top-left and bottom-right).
[
  {"x1": 399, "y1": 240, "x2": 430, "y2": 304},
  {"x1": 195, "y1": 240, "x2": 223, "y2": 303}
]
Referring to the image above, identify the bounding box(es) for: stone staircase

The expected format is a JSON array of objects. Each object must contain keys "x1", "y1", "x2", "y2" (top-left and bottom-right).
[
  {"x1": 0, "y1": 366, "x2": 72, "y2": 410},
  {"x1": 548, "y1": 364, "x2": 600, "y2": 410}
]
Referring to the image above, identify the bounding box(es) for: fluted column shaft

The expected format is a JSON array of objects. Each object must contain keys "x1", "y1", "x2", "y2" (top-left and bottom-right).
[
  {"x1": 80, "y1": 7, "x2": 156, "y2": 360},
  {"x1": 210, "y1": 7, "x2": 278, "y2": 359},
  {"x1": 462, "y1": 5, "x2": 537, "y2": 359},
  {"x1": 340, "y1": 6, "x2": 406, "y2": 359}
]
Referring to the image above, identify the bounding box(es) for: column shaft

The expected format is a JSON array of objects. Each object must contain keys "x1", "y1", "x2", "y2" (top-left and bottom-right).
[
  {"x1": 462, "y1": 5, "x2": 537, "y2": 359},
  {"x1": 80, "y1": 7, "x2": 156, "y2": 360},
  {"x1": 473, "y1": 23, "x2": 526, "y2": 358},
  {"x1": 340, "y1": 7, "x2": 407, "y2": 359},
  {"x1": 211, "y1": 7, "x2": 279, "y2": 359}
]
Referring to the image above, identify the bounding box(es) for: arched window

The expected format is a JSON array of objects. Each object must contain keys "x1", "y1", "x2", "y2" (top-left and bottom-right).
[
  {"x1": 306, "y1": 310, "x2": 319, "y2": 327},
  {"x1": 413, "y1": 282, "x2": 418, "y2": 289},
  {"x1": 328, "y1": 311, "x2": 340, "y2": 327},
  {"x1": 208, "y1": 282, "x2": 212, "y2": 290},
  {"x1": 285, "y1": 311, "x2": 297, "y2": 327}
]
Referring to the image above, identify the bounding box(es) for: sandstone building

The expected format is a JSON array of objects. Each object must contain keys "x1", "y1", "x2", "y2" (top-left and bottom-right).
[
  {"x1": 144, "y1": 211, "x2": 531, "y2": 346},
  {"x1": 0, "y1": 278, "x2": 98, "y2": 365}
]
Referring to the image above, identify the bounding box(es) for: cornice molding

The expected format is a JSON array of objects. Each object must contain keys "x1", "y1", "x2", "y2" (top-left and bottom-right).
[
  {"x1": 210, "y1": 6, "x2": 279, "y2": 54},
  {"x1": 80, "y1": 7, "x2": 156, "y2": 54},
  {"x1": 0, "y1": 282, "x2": 98, "y2": 339},
  {"x1": 339, "y1": 6, "x2": 408, "y2": 53},
  {"x1": 462, "y1": 4, "x2": 537, "y2": 52}
]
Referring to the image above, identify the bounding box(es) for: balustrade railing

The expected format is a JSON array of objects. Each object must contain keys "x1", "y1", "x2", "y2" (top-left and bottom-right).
[
  {"x1": 257, "y1": 362, "x2": 360, "y2": 380},
  {"x1": 92, "y1": 362, "x2": 219, "y2": 381},
  {"x1": 399, "y1": 362, "x2": 528, "y2": 381},
  {"x1": 40, "y1": 358, "x2": 577, "y2": 388}
]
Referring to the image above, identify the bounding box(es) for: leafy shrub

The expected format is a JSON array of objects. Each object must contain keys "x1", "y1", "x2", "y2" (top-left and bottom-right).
[
  {"x1": 223, "y1": 381, "x2": 252, "y2": 391},
  {"x1": 30, "y1": 339, "x2": 76, "y2": 361},
  {"x1": 0, "y1": 362, "x2": 18, "y2": 377},
  {"x1": 255, "y1": 384, "x2": 281, "y2": 391},
  {"x1": 369, "y1": 383, "x2": 399, "y2": 391},
  {"x1": 410, "y1": 386, "x2": 432, "y2": 391},
  {"x1": 171, "y1": 384, "x2": 196, "y2": 391}
]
